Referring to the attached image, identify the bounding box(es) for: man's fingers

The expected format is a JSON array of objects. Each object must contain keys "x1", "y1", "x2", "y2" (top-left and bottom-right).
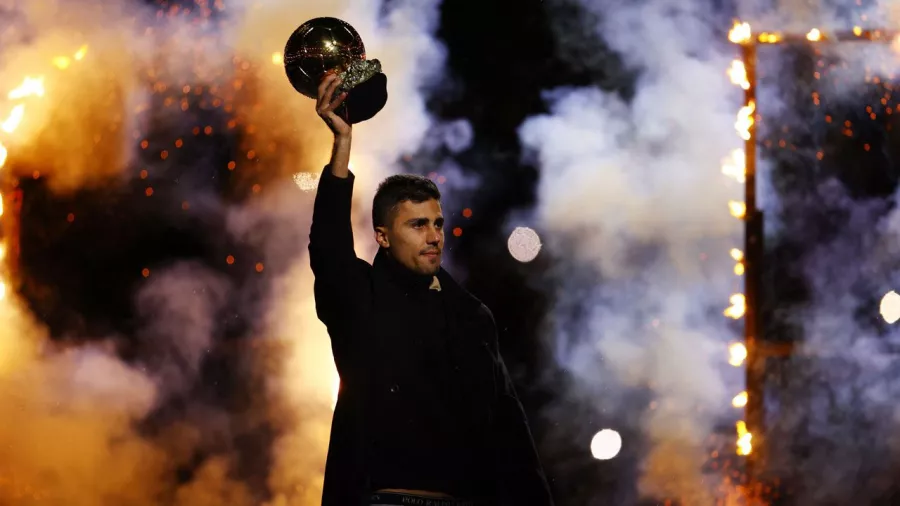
[
  {"x1": 330, "y1": 92, "x2": 348, "y2": 111},
  {"x1": 317, "y1": 73, "x2": 337, "y2": 101},
  {"x1": 326, "y1": 77, "x2": 343, "y2": 103}
]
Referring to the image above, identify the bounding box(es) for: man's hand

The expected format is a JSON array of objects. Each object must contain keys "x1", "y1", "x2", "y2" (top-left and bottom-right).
[{"x1": 317, "y1": 73, "x2": 351, "y2": 138}]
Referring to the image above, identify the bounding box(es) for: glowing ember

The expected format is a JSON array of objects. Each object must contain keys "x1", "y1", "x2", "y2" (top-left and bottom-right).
[
  {"x1": 721, "y1": 148, "x2": 746, "y2": 183},
  {"x1": 590, "y1": 429, "x2": 622, "y2": 460},
  {"x1": 728, "y1": 21, "x2": 751, "y2": 44},
  {"x1": 728, "y1": 200, "x2": 746, "y2": 219},
  {"x1": 728, "y1": 343, "x2": 747, "y2": 367},
  {"x1": 727, "y1": 60, "x2": 749, "y2": 90},
  {"x1": 736, "y1": 420, "x2": 753, "y2": 455},
  {"x1": 879, "y1": 290, "x2": 900, "y2": 324},
  {"x1": 806, "y1": 28, "x2": 822, "y2": 42},
  {"x1": 724, "y1": 293, "x2": 746, "y2": 319},
  {"x1": 735, "y1": 100, "x2": 755, "y2": 141},
  {"x1": 732, "y1": 391, "x2": 748, "y2": 408}
]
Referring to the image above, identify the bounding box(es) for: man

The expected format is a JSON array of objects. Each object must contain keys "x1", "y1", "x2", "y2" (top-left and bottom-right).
[{"x1": 309, "y1": 73, "x2": 554, "y2": 506}]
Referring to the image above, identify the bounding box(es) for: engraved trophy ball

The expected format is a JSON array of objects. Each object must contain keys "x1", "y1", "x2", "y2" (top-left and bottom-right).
[{"x1": 284, "y1": 17, "x2": 388, "y2": 124}]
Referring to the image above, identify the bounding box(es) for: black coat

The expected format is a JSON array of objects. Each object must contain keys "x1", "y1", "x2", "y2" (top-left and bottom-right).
[{"x1": 309, "y1": 167, "x2": 554, "y2": 506}]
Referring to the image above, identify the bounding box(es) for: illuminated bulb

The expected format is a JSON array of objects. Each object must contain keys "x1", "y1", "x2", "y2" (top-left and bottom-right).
[
  {"x1": 590, "y1": 429, "x2": 622, "y2": 460},
  {"x1": 853, "y1": 26, "x2": 862, "y2": 36},
  {"x1": 732, "y1": 391, "x2": 748, "y2": 408},
  {"x1": 879, "y1": 291, "x2": 900, "y2": 324},
  {"x1": 0, "y1": 142, "x2": 7, "y2": 168},
  {"x1": 728, "y1": 342, "x2": 747, "y2": 366},
  {"x1": 507, "y1": 227, "x2": 542, "y2": 263},
  {"x1": 730, "y1": 248, "x2": 744, "y2": 261},
  {"x1": 272, "y1": 52, "x2": 283, "y2": 65},
  {"x1": 806, "y1": 28, "x2": 821, "y2": 42},
  {"x1": 0, "y1": 280, "x2": 5, "y2": 301}
]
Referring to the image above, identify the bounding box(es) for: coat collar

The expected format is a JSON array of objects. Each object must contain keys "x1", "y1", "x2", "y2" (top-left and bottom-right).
[{"x1": 372, "y1": 248, "x2": 482, "y2": 311}]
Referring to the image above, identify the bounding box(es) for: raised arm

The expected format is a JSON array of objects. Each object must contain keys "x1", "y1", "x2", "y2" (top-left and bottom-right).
[
  {"x1": 308, "y1": 74, "x2": 371, "y2": 351},
  {"x1": 486, "y1": 311, "x2": 555, "y2": 505}
]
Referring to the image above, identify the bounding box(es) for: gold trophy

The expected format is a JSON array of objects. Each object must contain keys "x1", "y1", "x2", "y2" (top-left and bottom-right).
[{"x1": 284, "y1": 17, "x2": 388, "y2": 124}]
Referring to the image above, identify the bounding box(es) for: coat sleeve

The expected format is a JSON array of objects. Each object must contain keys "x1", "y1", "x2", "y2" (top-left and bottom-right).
[
  {"x1": 486, "y1": 309, "x2": 555, "y2": 506},
  {"x1": 308, "y1": 166, "x2": 371, "y2": 356}
]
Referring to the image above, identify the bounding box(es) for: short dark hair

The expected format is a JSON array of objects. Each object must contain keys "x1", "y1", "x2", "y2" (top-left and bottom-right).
[{"x1": 372, "y1": 174, "x2": 441, "y2": 229}]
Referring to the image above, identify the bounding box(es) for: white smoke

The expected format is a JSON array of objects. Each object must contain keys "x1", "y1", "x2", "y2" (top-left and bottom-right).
[
  {"x1": 518, "y1": 0, "x2": 748, "y2": 502},
  {"x1": 522, "y1": 0, "x2": 900, "y2": 503},
  {"x1": 0, "y1": 0, "x2": 448, "y2": 504}
]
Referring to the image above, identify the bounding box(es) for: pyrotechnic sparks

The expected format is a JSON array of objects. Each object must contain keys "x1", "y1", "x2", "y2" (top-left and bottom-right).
[
  {"x1": 721, "y1": 148, "x2": 746, "y2": 183},
  {"x1": 732, "y1": 391, "x2": 748, "y2": 408},
  {"x1": 728, "y1": 21, "x2": 751, "y2": 44},
  {"x1": 735, "y1": 420, "x2": 752, "y2": 455},
  {"x1": 735, "y1": 100, "x2": 755, "y2": 141},
  {"x1": 1, "y1": 105, "x2": 24, "y2": 134},
  {"x1": 724, "y1": 293, "x2": 745, "y2": 320},
  {"x1": 728, "y1": 60, "x2": 749, "y2": 90},
  {"x1": 728, "y1": 200, "x2": 746, "y2": 219}
]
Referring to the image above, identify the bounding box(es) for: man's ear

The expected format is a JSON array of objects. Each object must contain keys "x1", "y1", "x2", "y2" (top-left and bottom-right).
[{"x1": 374, "y1": 226, "x2": 390, "y2": 248}]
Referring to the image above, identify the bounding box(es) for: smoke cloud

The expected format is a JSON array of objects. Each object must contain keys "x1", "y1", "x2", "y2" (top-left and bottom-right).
[
  {"x1": 523, "y1": 0, "x2": 900, "y2": 503},
  {"x1": 0, "y1": 0, "x2": 446, "y2": 504}
]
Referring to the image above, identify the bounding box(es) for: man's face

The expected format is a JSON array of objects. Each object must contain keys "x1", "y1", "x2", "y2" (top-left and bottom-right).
[{"x1": 375, "y1": 199, "x2": 444, "y2": 275}]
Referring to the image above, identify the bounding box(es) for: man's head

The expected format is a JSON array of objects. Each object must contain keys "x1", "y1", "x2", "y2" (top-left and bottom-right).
[{"x1": 372, "y1": 174, "x2": 444, "y2": 275}]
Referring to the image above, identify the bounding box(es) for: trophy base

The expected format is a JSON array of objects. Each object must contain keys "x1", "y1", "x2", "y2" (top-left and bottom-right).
[{"x1": 339, "y1": 72, "x2": 388, "y2": 124}]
